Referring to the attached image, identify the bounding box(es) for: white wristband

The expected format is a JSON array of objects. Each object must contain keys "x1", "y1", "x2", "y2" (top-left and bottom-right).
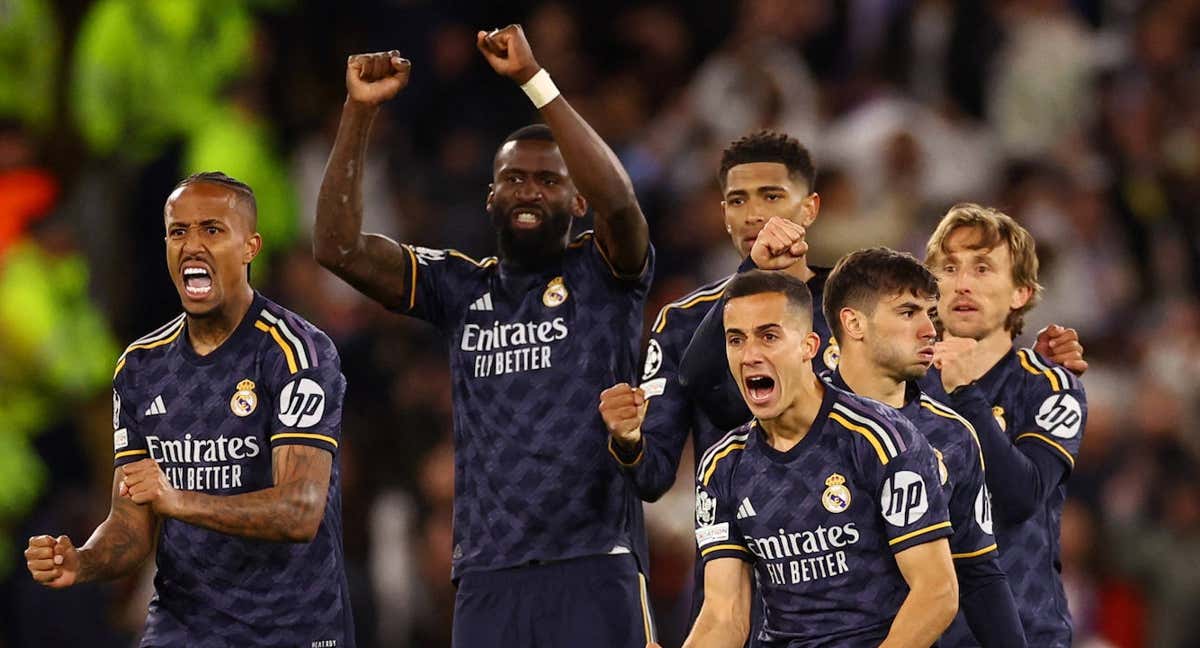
[{"x1": 520, "y1": 69, "x2": 560, "y2": 109}]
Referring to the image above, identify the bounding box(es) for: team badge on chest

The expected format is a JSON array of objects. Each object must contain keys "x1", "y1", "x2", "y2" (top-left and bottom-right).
[
  {"x1": 822, "y1": 473, "x2": 852, "y2": 513},
  {"x1": 230, "y1": 379, "x2": 258, "y2": 417},
  {"x1": 542, "y1": 276, "x2": 569, "y2": 307},
  {"x1": 823, "y1": 339, "x2": 840, "y2": 371},
  {"x1": 992, "y1": 406, "x2": 1007, "y2": 432}
]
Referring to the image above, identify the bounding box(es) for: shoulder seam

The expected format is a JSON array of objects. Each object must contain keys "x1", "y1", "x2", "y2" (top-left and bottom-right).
[
  {"x1": 114, "y1": 314, "x2": 186, "y2": 377},
  {"x1": 829, "y1": 402, "x2": 902, "y2": 464},
  {"x1": 697, "y1": 428, "x2": 751, "y2": 485},
  {"x1": 919, "y1": 395, "x2": 985, "y2": 470},
  {"x1": 1017, "y1": 348, "x2": 1070, "y2": 392},
  {"x1": 652, "y1": 276, "x2": 733, "y2": 333}
]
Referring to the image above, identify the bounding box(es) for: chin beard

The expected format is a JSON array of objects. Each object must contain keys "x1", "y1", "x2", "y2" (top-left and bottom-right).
[{"x1": 494, "y1": 213, "x2": 572, "y2": 267}]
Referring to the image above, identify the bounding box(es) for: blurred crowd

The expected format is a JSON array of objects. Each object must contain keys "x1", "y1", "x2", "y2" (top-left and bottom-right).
[{"x1": 1, "y1": 1, "x2": 1198, "y2": 647}]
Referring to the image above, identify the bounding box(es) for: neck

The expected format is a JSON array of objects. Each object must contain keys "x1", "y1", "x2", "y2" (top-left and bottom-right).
[
  {"x1": 969, "y1": 327, "x2": 1015, "y2": 374},
  {"x1": 187, "y1": 285, "x2": 254, "y2": 356},
  {"x1": 837, "y1": 351, "x2": 906, "y2": 408},
  {"x1": 760, "y1": 375, "x2": 825, "y2": 452},
  {"x1": 781, "y1": 258, "x2": 815, "y2": 282}
]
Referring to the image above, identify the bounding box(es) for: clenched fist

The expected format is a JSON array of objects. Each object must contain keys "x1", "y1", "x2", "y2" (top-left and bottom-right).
[
  {"x1": 1034, "y1": 324, "x2": 1087, "y2": 375},
  {"x1": 346, "y1": 50, "x2": 412, "y2": 106},
  {"x1": 933, "y1": 334, "x2": 984, "y2": 392},
  {"x1": 25, "y1": 534, "x2": 80, "y2": 589},
  {"x1": 476, "y1": 25, "x2": 541, "y2": 84},
  {"x1": 749, "y1": 217, "x2": 808, "y2": 271},
  {"x1": 120, "y1": 458, "x2": 180, "y2": 516},
  {"x1": 599, "y1": 383, "x2": 648, "y2": 450}
]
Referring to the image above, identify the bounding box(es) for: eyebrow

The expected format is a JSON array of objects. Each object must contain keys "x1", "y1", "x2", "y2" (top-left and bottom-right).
[{"x1": 725, "y1": 185, "x2": 789, "y2": 198}]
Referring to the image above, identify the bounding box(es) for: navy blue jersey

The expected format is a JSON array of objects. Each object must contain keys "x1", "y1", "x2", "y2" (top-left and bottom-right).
[
  {"x1": 923, "y1": 348, "x2": 1086, "y2": 647},
  {"x1": 695, "y1": 386, "x2": 951, "y2": 647},
  {"x1": 111, "y1": 293, "x2": 352, "y2": 648},
  {"x1": 397, "y1": 232, "x2": 654, "y2": 579},
  {"x1": 678, "y1": 265, "x2": 837, "y2": 432}
]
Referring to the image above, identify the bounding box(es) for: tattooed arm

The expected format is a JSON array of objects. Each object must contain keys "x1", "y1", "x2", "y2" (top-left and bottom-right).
[
  {"x1": 120, "y1": 445, "x2": 332, "y2": 542},
  {"x1": 25, "y1": 468, "x2": 157, "y2": 587}
]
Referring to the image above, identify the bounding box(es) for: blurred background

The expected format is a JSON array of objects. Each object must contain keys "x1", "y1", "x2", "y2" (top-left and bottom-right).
[{"x1": 1, "y1": 0, "x2": 1197, "y2": 646}]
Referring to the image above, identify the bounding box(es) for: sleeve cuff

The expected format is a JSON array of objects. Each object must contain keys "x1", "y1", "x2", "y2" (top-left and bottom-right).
[
  {"x1": 889, "y1": 520, "x2": 953, "y2": 554},
  {"x1": 270, "y1": 432, "x2": 339, "y2": 454},
  {"x1": 951, "y1": 543, "x2": 999, "y2": 562},
  {"x1": 700, "y1": 543, "x2": 754, "y2": 563},
  {"x1": 114, "y1": 448, "x2": 150, "y2": 467},
  {"x1": 608, "y1": 436, "x2": 645, "y2": 467}
]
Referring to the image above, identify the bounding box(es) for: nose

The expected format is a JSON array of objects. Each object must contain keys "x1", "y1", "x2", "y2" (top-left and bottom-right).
[
  {"x1": 746, "y1": 200, "x2": 766, "y2": 225},
  {"x1": 917, "y1": 312, "x2": 937, "y2": 341},
  {"x1": 514, "y1": 181, "x2": 542, "y2": 203},
  {"x1": 180, "y1": 227, "x2": 204, "y2": 254}
]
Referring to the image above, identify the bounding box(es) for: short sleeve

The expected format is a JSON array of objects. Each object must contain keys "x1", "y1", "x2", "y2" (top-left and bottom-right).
[
  {"x1": 112, "y1": 370, "x2": 150, "y2": 468},
  {"x1": 397, "y1": 245, "x2": 483, "y2": 328},
  {"x1": 571, "y1": 233, "x2": 654, "y2": 298},
  {"x1": 265, "y1": 330, "x2": 347, "y2": 456},
  {"x1": 874, "y1": 431, "x2": 954, "y2": 554},
  {"x1": 1015, "y1": 383, "x2": 1087, "y2": 472},
  {"x1": 695, "y1": 437, "x2": 753, "y2": 564}
]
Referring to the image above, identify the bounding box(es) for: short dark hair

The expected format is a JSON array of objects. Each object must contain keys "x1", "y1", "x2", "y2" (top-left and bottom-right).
[
  {"x1": 823, "y1": 247, "x2": 938, "y2": 343},
  {"x1": 724, "y1": 269, "x2": 813, "y2": 326},
  {"x1": 503, "y1": 124, "x2": 555, "y2": 144},
  {"x1": 172, "y1": 171, "x2": 258, "y2": 228},
  {"x1": 719, "y1": 130, "x2": 816, "y2": 191}
]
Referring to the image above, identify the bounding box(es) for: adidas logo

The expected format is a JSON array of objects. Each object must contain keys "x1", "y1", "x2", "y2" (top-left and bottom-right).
[
  {"x1": 736, "y1": 497, "x2": 757, "y2": 519},
  {"x1": 144, "y1": 395, "x2": 167, "y2": 417},
  {"x1": 468, "y1": 293, "x2": 494, "y2": 311}
]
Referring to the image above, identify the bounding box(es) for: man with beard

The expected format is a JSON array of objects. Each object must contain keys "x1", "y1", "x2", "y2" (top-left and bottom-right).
[
  {"x1": 26, "y1": 173, "x2": 354, "y2": 647},
  {"x1": 922, "y1": 204, "x2": 1087, "y2": 647},
  {"x1": 822, "y1": 247, "x2": 1025, "y2": 646},
  {"x1": 313, "y1": 26, "x2": 655, "y2": 648}
]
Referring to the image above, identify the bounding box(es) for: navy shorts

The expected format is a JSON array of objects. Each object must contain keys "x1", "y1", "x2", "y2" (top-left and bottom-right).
[{"x1": 452, "y1": 553, "x2": 657, "y2": 648}]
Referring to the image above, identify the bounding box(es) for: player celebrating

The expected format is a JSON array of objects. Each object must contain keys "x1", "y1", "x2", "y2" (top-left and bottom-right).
[
  {"x1": 822, "y1": 247, "x2": 1025, "y2": 646},
  {"x1": 922, "y1": 204, "x2": 1087, "y2": 647},
  {"x1": 313, "y1": 26, "x2": 654, "y2": 648},
  {"x1": 686, "y1": 270, "x2": 957, "y2": 647},
  {"x1": 24, "y1": 173, "x2": 353, "y2": 646}
]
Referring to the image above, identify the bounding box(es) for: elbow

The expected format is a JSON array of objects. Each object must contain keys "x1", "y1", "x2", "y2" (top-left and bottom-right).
[
  {"x1": 311, "y1": 237, "x2": 345, "y2": 271},
  {"x1": 931, "y1": 578, "x2": 960, "y2": 630}
]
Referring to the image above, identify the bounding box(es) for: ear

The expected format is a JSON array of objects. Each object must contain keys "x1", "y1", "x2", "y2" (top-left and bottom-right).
[
  {"x1": 244, "y1": 233, "x2": 263, "y2": 264},
  {"x1": 1010, "y1": 284, "x2": 1032, "y2": 311},
  {"x1": 839, "y1": 306, "x2": 867, "y2": 342},
  {"x1": 801, "y1": 193, "x2": 820, "y2": 228},
  {"x1": 570, "y1": 193, "x2": 587, "y2": 219},
  {"x1": 485, "y1": 183, "x2": 495, "y2": 214},
  {"x1": 801, "y1": 331, "x2": 821, "y2": 361}
]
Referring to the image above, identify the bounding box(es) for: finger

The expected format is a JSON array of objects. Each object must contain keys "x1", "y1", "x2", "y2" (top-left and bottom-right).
[
  {"x1": 28, "y1": 557, "x2": 58, "y2": 571},
  {"x1": 28, "y1": 535, "x2": 54, "y2": 548},
  {"x1": 25, "y1": 544, "x2": 52, "y2": 560},
  {"x1": 391, "y1": 56, "x2": 411, "y2": 75},
  {"x1": 31, "y1": 567, "x2": 62, "y2": 583},
  {"x1": 1065, "y1": 359, "x2": 1089, "y2": 375},
  {"x1": 119, "y1": 479, "x2": 129, "y2": 497},
  {"x1": 633, "y1": 388, "x2": 645, "y2": 406}
]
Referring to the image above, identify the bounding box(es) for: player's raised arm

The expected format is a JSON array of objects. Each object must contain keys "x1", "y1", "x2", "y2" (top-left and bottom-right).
[
  {"x1": 477, "y1": 25, "x2": 649, "y2": 276},
  {"x1": 681, "y1": 558, "x2": 753, "y2": 648},
  {"x1": 313, "y1": 51, "x2": 415, "y2": 310},
  {"x1": 880, "y1": 539, "x2": 959, "y2": 648},
  {"x1": 25, "y1": 468, "x2": 156, "y2": 588},
  {"x1": 119, "y1": 446, "x2": 333, "y2": 543}
]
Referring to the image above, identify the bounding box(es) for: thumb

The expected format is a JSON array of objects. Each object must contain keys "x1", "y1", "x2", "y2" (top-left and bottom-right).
[{"x1": 53, "y1": 536, "x2": 72, "y2": 564}]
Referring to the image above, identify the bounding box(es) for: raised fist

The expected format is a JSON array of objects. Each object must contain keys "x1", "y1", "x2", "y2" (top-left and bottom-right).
[
  {"x1": 476, "y1": 25, "x2": 541, "y2": 84},
  {"x1": 599, "y1": 383, "x2": 648, "y2": 450},
  {"x1": 933, "y1": 334, "x2": 983, "y2": 392},
  {"x1": 749, "y1": 217, "x2": 808, "y2": 271},
  {"x1": 25, "y1": 534, "x2": 80, "y2": 589},
  {"x1": 346, "y1": 50, "x2": 412, "y2": 106}
]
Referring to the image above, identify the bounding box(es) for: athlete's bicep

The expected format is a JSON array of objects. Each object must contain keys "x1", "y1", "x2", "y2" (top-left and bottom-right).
[
  {"x1": 271, "y1": 444, "x2": 333, "y2": 491},
  {"x1": 701, "y1": 557, "x2": 753, "y2": 622},
  {"x1": 322, "y1": 232, "x2": 413, "y2": 311}
]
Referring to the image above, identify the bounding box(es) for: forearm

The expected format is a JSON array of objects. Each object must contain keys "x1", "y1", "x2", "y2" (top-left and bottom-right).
[
  {"x1": 77, "y1": 503, "x2": 155, "y2": 584},
  {"x1": 167, "y1": 480, "x2": 326, "y2": 543},
  {"x1": 538, "y1": 94, "x2": 647, "y2": 271},
  {"x1": 314, "y1": 99, "x2": 378, "y2": 269},
  {"x1": 957, "y1": 561, "x2": 1026, "y2": 647},
  {"x1": 681, "y1": 608, "x2": 748, "y2": 648},
  {"x1": 881, "y1": 582, "x2": 958, "y2": 648},
  {"x1": 951, "y1": 387, "x2": 1065, "y2": 524}
]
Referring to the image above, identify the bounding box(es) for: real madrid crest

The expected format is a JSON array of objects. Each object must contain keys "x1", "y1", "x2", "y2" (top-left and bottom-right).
[
  {"x1": 822, "y1": 473, "x2": 851, "y2": 513},
  {"x1": 823, "y1": 339, "x2": 840, "y2": 371},
  {"x1": 992, "y1": 406, "x2": 1007, "y2": 432},
  {"x1": 230, "y1": 379, "x2": 258, "y2": 417},
  {"x1": 543, "y1": 276, "x2": 569, "y2": 307},
  {"x1": 933, "y1": 448, "x2": 949, "y2": 485}
]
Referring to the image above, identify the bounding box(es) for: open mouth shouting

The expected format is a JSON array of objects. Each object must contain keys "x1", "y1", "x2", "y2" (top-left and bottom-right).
[
  {"x1": 181, "y1": 262, "x2": 214, "y2": 299},
  {"x1": 743, "y1": 372, "x2": 778, "y2": 408}
]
